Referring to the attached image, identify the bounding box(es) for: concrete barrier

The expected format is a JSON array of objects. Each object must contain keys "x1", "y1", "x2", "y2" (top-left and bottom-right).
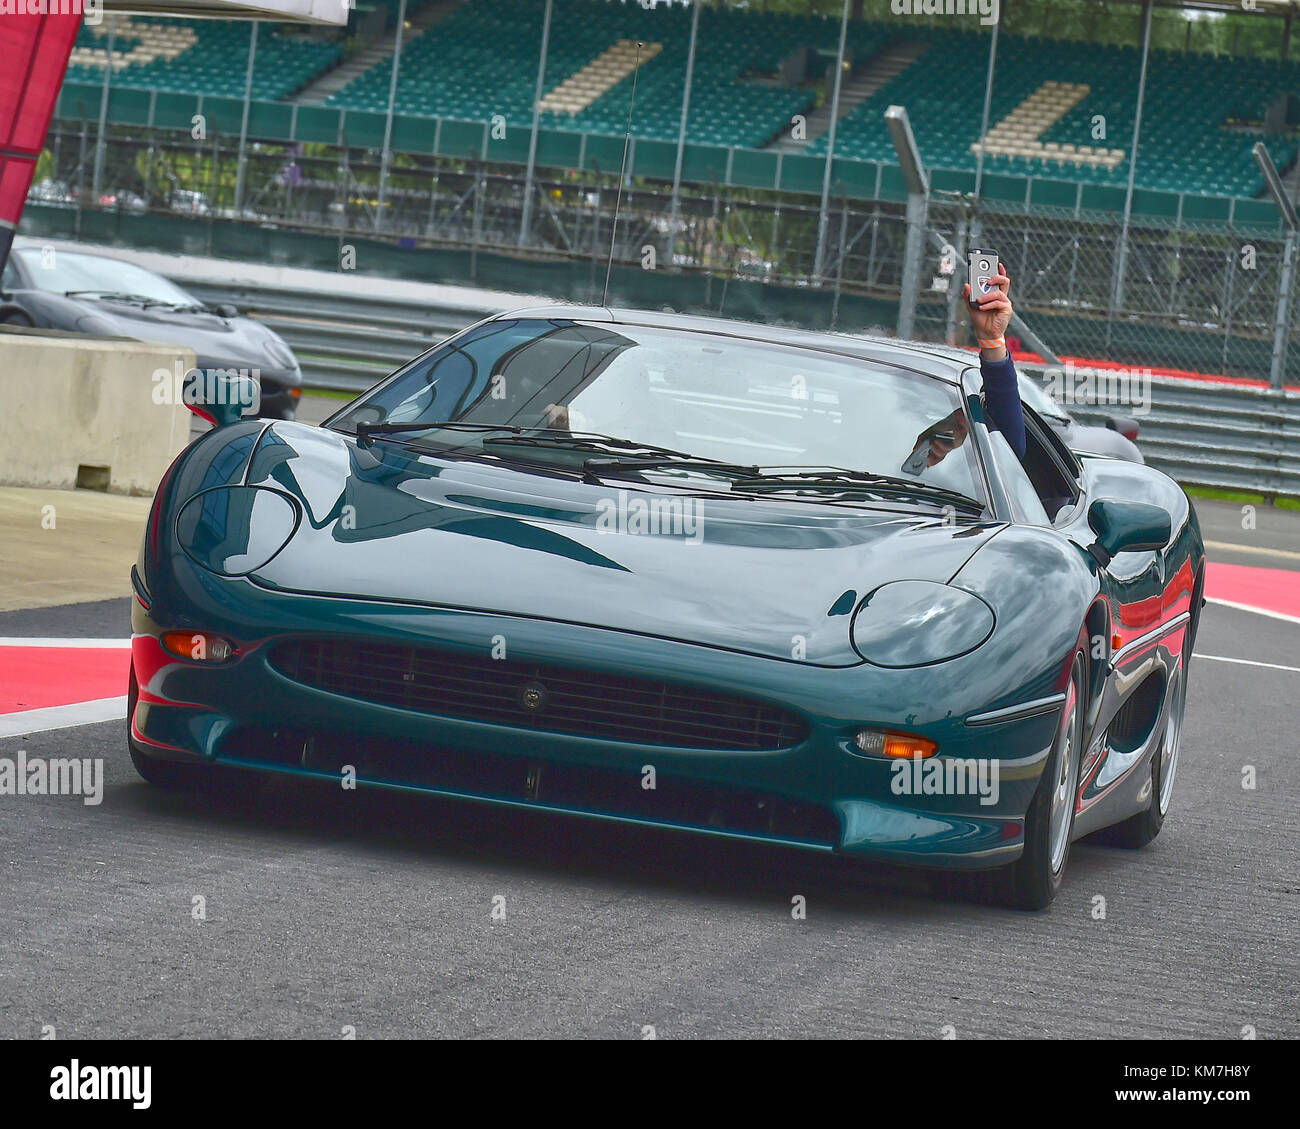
[{"x1": 0, "y1": 333, "x2": 194, "y2": 497}]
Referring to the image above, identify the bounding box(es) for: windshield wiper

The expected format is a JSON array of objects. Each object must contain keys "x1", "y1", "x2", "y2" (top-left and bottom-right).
[
  {"x1": 141, "y1": 299, "x2": 207, "y2": 312},
  {"x1": 582, "y1": 453, "x2": 760, "y2": 482},
  {"x1": 354, "y1": 423, "x2": 731, "y2": 469},
  {"x1": 65, "y1": 290, "x2": 157, "y2": 305},
  {"x1": 353, "y1": 420, "x2": 526, "y2": 442},
  {"x1": 487, "y1": 432, "x2": 706, "y2": 460},
  {"x1": 730, "y1": 467, "x2": 985, "y2": 512}
]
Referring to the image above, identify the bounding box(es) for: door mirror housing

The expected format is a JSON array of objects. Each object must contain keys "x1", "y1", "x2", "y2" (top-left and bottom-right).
[
  {"x1": 1086, "y1": 499, "x2": 1171, "y2": 565},
  {"x1": 182, "y1": 368, "x2": 260, "y2": 427}
]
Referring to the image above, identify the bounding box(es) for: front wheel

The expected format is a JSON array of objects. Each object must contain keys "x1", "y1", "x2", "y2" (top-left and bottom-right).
[{"x1": 988, "y1": 648, "x2": 1086, "y2": 910}]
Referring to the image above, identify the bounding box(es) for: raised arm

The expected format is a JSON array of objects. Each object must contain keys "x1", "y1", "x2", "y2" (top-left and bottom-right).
[{"x1": 965, "y1": 262, "x2": 1026, "y2": 460}]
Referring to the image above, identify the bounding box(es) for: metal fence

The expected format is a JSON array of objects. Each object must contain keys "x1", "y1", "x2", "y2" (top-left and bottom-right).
[
  {"x1": 167, "y1": 268, "x2": 1300, "y2": 498},
  {"x1": 36, "y1": 115, "x2": 1300, "y2": 388}
]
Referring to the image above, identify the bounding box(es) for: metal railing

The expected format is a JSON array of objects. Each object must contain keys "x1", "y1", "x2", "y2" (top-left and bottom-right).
[
  {"x1": 172, "y1": 271, "x2": 1300, "y2": 498},
  {"x1": 181, "y1": 280, "x2": 474, "y2": 391}
]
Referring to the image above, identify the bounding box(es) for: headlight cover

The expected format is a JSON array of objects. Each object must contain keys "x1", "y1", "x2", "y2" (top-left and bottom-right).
[
  {"x1": 176, "y1": 486, "x2": 300, "y2": 576},
  {"x1": 851, "y1": 580, "x2": 995, "y2": 667},
  {"x1": 261, "y1": 330, "x2": 297, "y2": 370}
]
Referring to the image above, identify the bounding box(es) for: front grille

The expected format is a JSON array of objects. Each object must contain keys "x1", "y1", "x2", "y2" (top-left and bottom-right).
[
  {"x1": 268, "y1": 638, "x2": 809, "y2": 751},
  {"x1": 219, "y1": 725, "x2": 839, "y2": 847}
]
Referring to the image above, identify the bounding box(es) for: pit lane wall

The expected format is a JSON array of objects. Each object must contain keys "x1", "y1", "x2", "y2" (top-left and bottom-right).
[{"x1": 0, "y1": 332, "x2": 193, "y2": 496}]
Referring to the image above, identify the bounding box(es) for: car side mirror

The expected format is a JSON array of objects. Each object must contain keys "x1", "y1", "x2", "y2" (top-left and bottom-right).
[
  {"x1": 1086, "y1": 499, "x2": 1171, "y2": 566},
  {"x1": 183, "y1": 368, "x2": 260, "y2": 427},
  {"x1": 213, "y1": 302, "x2": 238, "y2": 318},
  {"x1": 1105, "y1": 414, "x2": 1140, "y2": 441}
]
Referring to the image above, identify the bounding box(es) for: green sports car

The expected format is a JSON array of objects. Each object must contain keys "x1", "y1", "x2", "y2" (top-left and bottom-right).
[{"x1": 128, "y1": 307, "x2": 1204, "y2": 909}]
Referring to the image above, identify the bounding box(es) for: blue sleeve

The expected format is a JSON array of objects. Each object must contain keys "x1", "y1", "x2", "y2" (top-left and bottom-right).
[{"x1": 981, "y1": 352, "x2": 1026, "y2": 460}]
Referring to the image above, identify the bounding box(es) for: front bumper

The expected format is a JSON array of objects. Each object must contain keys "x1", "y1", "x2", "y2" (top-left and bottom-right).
[{"x1": 130, "y1": 573, "x2": 1061, "y2": 870}]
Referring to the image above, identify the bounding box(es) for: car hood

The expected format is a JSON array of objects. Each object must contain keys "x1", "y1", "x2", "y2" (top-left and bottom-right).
[
  {"x1": 34, "y1": 292, "x2": 296, "y2": 373},
  {"x1": 240, "y1": 423, "x2": 1004, "y2": 666}
]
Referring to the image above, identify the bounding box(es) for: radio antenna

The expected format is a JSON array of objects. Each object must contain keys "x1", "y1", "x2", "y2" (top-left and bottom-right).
[{"x1": 603, "y1": 39, "x2": 644, "y2": 308}]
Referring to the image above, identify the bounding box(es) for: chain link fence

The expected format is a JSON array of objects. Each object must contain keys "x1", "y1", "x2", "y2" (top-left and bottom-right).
[{"x1": 30, "y1": 115, "x2": 1300, "y2": 387}]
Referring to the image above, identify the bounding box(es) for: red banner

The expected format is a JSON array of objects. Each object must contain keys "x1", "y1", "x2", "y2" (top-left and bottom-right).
[{"x1": 0, "y1": 9, "x2": 81, "y2": 251}]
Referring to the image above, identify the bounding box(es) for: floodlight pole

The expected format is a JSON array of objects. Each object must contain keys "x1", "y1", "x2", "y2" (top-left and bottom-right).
[
  {"x1": 886, "y1": 105, "x2": 928, "y2": 341},
  {"x1": 813, "y1": 0, "x2": 851, "y2": 282},
  {"x1": 667, "y1": 0, "x2": 701, "y2": 272},
  {"x1": 234, "y1": 21, "x2": 259, "y2": 214},
  {"x1": 519, "y1": 0, "x2": 553, "y2": 247},
  {"x1": 1255, "y1": 140, "x2": 1297, "y2": 391},
  {"x1": 376, "y1": 0, "x2": 408, "y2": 232},
  {"x1": 971, "y1": 16, "x2": 999, "y2": 242},
  {"x1": 92, "y1": 15, "x2": 118, "y2": 203},
  {"x1": 1113, "y1": 0, "x2": 1153, "y2": 315}
]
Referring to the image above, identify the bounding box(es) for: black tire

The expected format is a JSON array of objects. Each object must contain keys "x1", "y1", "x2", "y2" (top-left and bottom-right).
[
  {"x1": 1, "y1": 309, "x2": 35, "y2": 327},
  {"x1": 126, "y1": 665, "x2": 260, "y2": 797},
  {"x1": 1099, "y1": 568, "x2": 1201, "y2": 849},
  {"x1": 988, "y1": 642, "x2": 1087, "y2": 910}
]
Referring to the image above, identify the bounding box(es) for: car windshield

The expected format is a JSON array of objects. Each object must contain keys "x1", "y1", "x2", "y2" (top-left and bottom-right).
[
  {"x1": 16, "y1": 249, "x2": 200, "y2": 306},
  {"x1": 329, "y1": 318, "x2": 986, "y2": 506}
]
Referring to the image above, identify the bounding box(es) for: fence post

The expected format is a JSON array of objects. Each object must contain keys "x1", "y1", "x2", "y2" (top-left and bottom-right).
[
  {"x1": 92, "y1": 14, "x2": 117, "y2": 203},
  {"x1": 886, "y1": 106, "x2": 928, "y2": 340},
  {"x1": 234, "y1": 21, "x2": 259, "y2": 215},
  {"x1": 813, "y1": 0, "x2": 851, "y2": 282},
  {"x1": 1255, "y1": 140, "x2": 1299, "y2": 389},
  {"x1": 972, "y1": 17, "x2": 998, "y2": 213},
  {"x1": 1113, "y1": 0, "x2": 1153, "y2": 314},
  {"x1": 831, "y1": 188, "x2": 847, "y2": 329},
  {"x1": 376, "y1": 0, "x2": 408, "y2": 233},
  {"x1": 519, "y1": 0, "x2": 553, "y2": 248},
  {"x1": 668, "y1": 0, "x2": 701, "y2": 271},
  {"x1": 945, "y1": 213, "x2": 966, "y2": 345},
  {"x1": 1271, "y1": 231, "x2": 1298, "y2": 391}
]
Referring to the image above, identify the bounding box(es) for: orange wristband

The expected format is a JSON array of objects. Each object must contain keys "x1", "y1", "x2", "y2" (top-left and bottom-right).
[{"x1": 978, "y1": 336, "x2": 1006, "y2": 352}]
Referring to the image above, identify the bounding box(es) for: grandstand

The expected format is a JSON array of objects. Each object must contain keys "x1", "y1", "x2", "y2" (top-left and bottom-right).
[
  {"x1": 318, "y1": 0, "x2": 888, "y2": 149},
  {"x1": 50, "y1": 0, "x2": 1300, "y2": 199},
  {"x1": 805, "y1": 23, "x2": 1299, "y2": 198},
  {"x1": 66, "y1": 15, "x2": 342, "y2": 102}
]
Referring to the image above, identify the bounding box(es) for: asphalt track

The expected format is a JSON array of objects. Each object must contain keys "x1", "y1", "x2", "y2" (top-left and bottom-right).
[{"x1": 0, "y1": 498, "x2": 1297, "y2": 1039}]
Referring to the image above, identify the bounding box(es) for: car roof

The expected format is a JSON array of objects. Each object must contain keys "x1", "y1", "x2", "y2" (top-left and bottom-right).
[{"x1": 488, "y1": 304, "x2": 976, "y2": 385}]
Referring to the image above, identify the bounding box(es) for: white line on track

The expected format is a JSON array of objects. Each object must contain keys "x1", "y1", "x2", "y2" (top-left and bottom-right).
[
  {"x1": 1205, "y1": 598, "x2": 1300, "y2": 627},
  {"x1": 1204, "y1": 539, "x2": 1300, "y2": 562},
  {"x1": 1196, "y1": 654, "x2": 1300, "y2": 674},
  {"x1": 0, "y1": 638, "x2": 131, "y2": 648},
  {"x1": 0, "y1": 697, "x2": 128, "y2": 739}
]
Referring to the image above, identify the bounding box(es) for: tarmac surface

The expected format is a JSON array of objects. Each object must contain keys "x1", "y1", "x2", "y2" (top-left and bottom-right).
[{"x1": 1, "y1": 416, "x2": 1297, "y2": 1038}]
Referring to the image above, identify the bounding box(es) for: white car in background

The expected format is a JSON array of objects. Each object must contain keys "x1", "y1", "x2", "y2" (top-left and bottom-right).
[{"x1": 1019, "y1": 372, "x2": 1144, "y2": 463}]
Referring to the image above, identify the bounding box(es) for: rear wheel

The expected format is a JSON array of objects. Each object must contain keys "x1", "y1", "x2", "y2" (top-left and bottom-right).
[{"x1": 988, "y1": 647, "x2": 1086, "y2": 910}]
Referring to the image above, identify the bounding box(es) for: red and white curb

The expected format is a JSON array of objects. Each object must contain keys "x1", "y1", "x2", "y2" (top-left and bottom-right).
[{"x1": 0, "y1": 638, "x2": 131, "y2": 738}]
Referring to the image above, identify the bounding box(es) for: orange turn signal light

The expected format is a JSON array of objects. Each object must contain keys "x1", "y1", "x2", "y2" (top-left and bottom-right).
[
  {"x1": 1111, "y1": 633, "x2": 1123, "y2": 650},
  {"x1": 162, "y1": 631, "x2": 236, "y2": 663},
  {"x1": 853, "y1": 729, "x2": 939, "y2": 759}
]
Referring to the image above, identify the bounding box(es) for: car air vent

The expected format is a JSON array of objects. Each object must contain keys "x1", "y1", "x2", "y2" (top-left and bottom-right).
[{"x1": 268, "y1": 638, "x2": 810, "y2": 751}]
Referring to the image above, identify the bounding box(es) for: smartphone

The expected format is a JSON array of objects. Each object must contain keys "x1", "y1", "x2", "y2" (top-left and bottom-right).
[
  {"x1": 968, "y1": 248, "x2": 998, "y2": 305},
  {"x1": 901, "y1": 441, "x2": 929, "y2": 476},
  {"x1": 901, "y1": 429, "x2": 955, "y2": 476}
]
